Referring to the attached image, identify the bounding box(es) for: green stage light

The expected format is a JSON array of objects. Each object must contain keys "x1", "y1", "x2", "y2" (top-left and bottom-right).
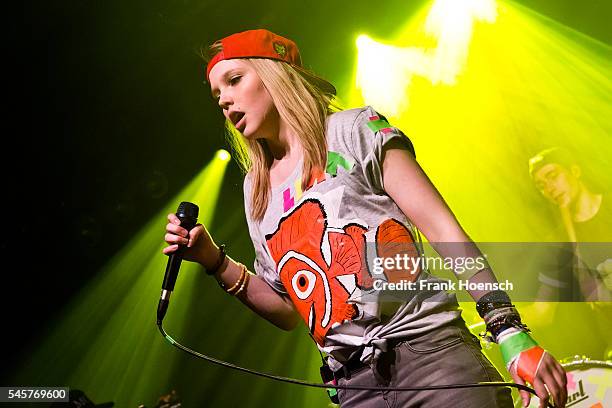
[
  {"x1": 216, "y1": 149, "x2": 230, "y2": 162},
  {"x1": 13, "y1": 156, "x2": 232, "y2": 407}
]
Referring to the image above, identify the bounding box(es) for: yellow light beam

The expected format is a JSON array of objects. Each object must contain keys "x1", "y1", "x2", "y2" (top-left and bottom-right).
[{"x1": 355, "y1": 0, "x2": 497, "y2": 116}]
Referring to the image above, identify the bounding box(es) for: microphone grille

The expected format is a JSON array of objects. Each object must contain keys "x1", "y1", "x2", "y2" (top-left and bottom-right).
[{"x1": 177, "y1": 201, "x2": 199, "y2": 219}]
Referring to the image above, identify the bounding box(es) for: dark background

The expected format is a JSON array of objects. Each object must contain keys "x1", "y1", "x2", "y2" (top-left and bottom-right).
[{"x1": 3, "y1": 0, "x2": 611, "y2": 383}]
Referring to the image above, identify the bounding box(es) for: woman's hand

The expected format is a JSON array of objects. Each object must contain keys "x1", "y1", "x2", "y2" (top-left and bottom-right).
[
  {"x1": 163, "y1": 213, "x2": 220, "y2": 268},
  {"x1": 510, "y1": 350, "x2": 567, "y2": 408}
]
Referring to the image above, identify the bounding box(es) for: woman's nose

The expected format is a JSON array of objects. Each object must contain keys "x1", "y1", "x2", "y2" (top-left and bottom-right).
[{"x1": 218, "y1": 91, "x2": 232, "y2": 110}]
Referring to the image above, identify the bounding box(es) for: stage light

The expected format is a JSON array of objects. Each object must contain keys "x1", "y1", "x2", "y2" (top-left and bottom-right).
[
  {"x1": 13, "y1": 156, "x2": 233, "y2": 406},
  {"x1": 355, "y1": 0, "x2": 497, "y2": 116},
  {"x1": 355, "y1": 34, "x2": 421, "y2": 116},
  {"x1": 216, "y1": 149, "x2": 230, "y2": 162},
  {"x1": 351, "y1": 0, "x2": 610, "y2": 243}
]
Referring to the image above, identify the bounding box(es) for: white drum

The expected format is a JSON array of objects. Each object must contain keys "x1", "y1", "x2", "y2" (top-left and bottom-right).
[{"x1": 518, "y1": 356, "x2": 611, "y2": 407}]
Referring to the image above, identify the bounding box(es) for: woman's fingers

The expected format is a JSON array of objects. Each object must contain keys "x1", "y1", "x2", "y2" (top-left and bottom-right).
[
  {"x1": 532, "y1": 378, "x2": 550, "y2": 408},
  {"x1": 164, "y1": 232, "x2": 189, "y2": 246},
  {"x1": 187, "y1": 224, "x2": 203, "y2": 247},
  {"x1": 551, "y1": 369, "x2": 567, "y2": 407},
  {"x1": 166, "y1": 221, "x2": 188, "y2": 237},
  {"x1": 548, "y1": 362, "x2": 567, "y2": 408},
  {"x1": 542, "y1": 372, "x2": 563, "y2": 408},
  {"x1": 533, "y1": 368, "x2": 568, "y2": 408},
  {"x1": 538, "y1": 354, "x2": 567, "y2": 408},
  {"x1": 167, "y1": 213, "x2": 181, "y2": 225},
  {"x1": 511, "y1": 371, "x2": 531, "y2": 407},
  {"x1": 162, "y1": 244, "x2": 179, "y2": 255},
  {"x1": 163, "y1": 215, "x2": 208, "y2": 262}
]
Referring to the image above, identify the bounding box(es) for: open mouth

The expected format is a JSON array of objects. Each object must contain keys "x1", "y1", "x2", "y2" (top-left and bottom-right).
[
  {"x1": 230, "y1": 111, "x2": 245, "y2": 131},
  {"x1": 235, "y1": 113, "x2": 246, "y2": 132}
]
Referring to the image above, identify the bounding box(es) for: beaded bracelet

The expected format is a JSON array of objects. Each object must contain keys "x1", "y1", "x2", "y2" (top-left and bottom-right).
[
  {"x1": 221, "y1": 263, "x2": 246, "y2": 294},
  {"x1": 232, "y1": 271, "x2": 252, "y2": 297}
]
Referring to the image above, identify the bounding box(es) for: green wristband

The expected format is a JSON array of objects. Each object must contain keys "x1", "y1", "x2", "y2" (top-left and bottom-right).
[{"x1": 499, "y1": 331, "x2": 538, "y2": 366}]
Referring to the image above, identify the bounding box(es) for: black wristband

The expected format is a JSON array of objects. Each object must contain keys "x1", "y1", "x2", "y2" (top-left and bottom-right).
[
  {"x1": 475, "y1": 290, "x2": 512, "y2": 318},
  {"x1": 475, "y1": 291, "x2": 531, "y2": 342},
  {"x1": 487, "y1": 315, "x2": 530, "y2": 342},
  {"x1": 205, "y1": 244, "x2": 226, "y2": 276}
]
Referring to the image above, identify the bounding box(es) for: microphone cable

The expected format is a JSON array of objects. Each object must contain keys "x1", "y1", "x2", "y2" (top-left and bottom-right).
[{"x1": 157, "y1": 322, "x2": 555, "y2": 407}]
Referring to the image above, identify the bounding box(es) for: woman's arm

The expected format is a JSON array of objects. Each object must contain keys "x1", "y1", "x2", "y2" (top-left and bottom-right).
[
  {"x1": 381, "y1": 143, "x2": 568, "y2": 408},
  {"x1": 380, "y1": 141, "x2": 497, "y2": 301},
  {"x1": 214, "y1": 256, "x2": 301, "y2": 331},
  {"x1": 164, "y1": 213, "x2": 300, "y2": 331}
]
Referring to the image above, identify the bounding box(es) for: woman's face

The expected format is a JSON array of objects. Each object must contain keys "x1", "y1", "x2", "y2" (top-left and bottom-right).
[
  {"x1": 209, "y1": 59, "x2": 279, "y2": 140},
  {"x1": 533, "y1": 163, "x2": 580, "y2": 208}
]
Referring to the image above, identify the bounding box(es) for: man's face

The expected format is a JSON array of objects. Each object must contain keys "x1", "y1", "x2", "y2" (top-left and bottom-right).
[{"x1": 533, "y1": 163, "x2": 580, "y2": 207}]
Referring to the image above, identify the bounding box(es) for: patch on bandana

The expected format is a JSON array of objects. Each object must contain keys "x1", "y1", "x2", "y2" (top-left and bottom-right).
[{"x1": 273, "y1": 42, "x2": 287, "y2": 57}]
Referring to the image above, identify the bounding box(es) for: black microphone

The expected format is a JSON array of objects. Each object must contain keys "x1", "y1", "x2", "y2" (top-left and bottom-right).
[{"x1": 157, "y1": 201, "x2": 199, "y2": 324}]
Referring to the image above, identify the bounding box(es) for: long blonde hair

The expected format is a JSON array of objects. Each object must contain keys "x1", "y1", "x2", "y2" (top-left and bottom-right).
[{"x1": 204, "y1": 43, "x2": 338, "y2": 221}]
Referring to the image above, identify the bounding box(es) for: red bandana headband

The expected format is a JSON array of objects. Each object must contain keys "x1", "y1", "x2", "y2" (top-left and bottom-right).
[{"x1": 206, "y1": 29, "x2": 302, "y2": 80}]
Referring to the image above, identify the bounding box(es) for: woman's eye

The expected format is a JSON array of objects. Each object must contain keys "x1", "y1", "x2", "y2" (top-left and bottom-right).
[{"x1": 229, "y1": 75, "x2": 242, "y2": 85}]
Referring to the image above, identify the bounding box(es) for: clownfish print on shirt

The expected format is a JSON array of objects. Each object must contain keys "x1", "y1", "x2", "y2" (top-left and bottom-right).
[{"x1": 265, "y1": 187, "x2": 421, "y2": 346}]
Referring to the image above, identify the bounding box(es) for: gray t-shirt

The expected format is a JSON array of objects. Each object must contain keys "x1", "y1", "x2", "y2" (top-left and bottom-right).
[{"x1": 243, "y1": 106, "x2": 461, "y2": 369}]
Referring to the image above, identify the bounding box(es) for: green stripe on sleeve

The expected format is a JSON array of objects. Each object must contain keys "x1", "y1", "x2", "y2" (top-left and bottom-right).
[{"x1": 367, "y1": 119, "x2": 391, "y2": 133}]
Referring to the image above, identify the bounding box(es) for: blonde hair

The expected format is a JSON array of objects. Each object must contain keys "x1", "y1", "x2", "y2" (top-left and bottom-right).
[{"x1": 204, "y1": 43, "x2": 338, "y2": 220}]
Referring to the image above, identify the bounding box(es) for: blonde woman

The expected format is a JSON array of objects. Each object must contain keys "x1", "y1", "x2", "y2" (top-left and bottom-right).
[{"x1": 163, "y1": 29, "x2": 566, "y2": 408}]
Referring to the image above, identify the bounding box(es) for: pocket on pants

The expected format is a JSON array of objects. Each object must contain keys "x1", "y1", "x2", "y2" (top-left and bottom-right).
[
  {"x1": 336, "y1": 366, "x2": 381, "y2": 407},
  {"x1": 403, "y1": 324, "x2": 463, "y2": 354}
]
